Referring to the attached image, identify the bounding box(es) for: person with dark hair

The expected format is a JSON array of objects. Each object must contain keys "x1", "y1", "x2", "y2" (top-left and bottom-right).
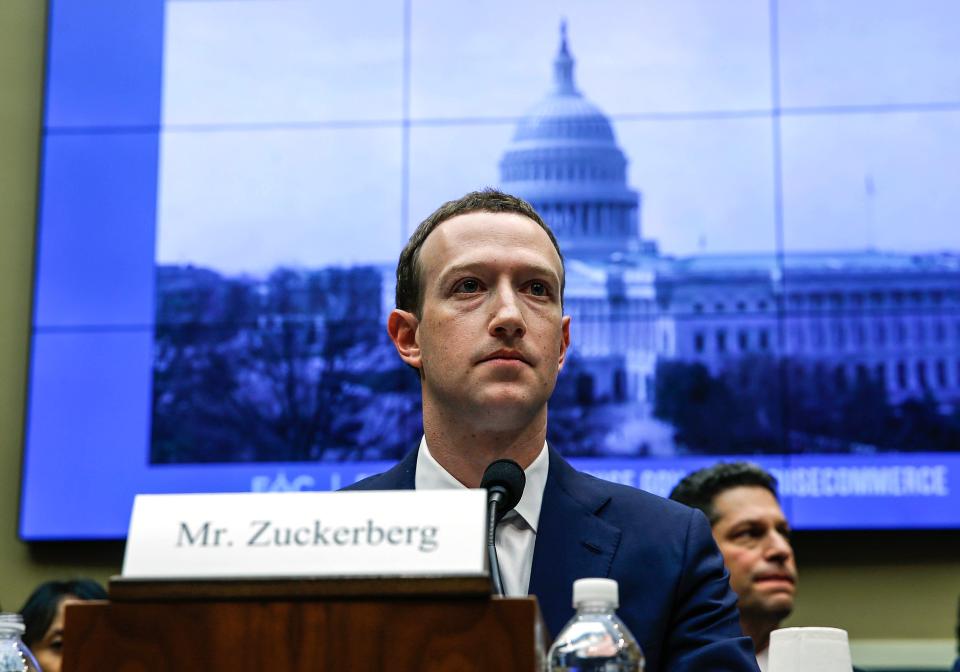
[
  {"x1": 953, "y1": 595, "x2": 960, "y2": 672},
  {"x1": 670, "y1": 463, "x2": 797, "y2": 671},
  {"x1": 348, "y1": 190, "x2": 759, "y2": 671},
  {"x1": 19, "y1": 579, "x2": 107, "y2": 672}
]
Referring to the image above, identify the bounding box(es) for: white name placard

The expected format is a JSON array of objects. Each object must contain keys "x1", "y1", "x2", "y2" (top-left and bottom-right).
[{"x1": 121, "y1": 490, "x2": 488, "y2": 579}]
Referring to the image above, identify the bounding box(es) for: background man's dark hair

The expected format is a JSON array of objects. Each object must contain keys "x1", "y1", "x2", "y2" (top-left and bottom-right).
[
  {"x1": 395, "y1": 189, "x2": 565, "y2": 316},
  {"x1": 19, "y1": 579, "x2": 107, "y2": 647},
  {"x1": 669, "y1": 462, "x2": 779, "y2": 525}
]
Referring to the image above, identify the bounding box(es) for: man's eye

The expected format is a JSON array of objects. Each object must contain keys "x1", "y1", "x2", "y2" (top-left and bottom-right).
[
  {"x1": 529, "y1": 282, "x2": 548, "y2": 297},
  {"x1": 454, "y1": 278, "x2": 481, "y2": 293},
  {"x1": 734, "y1": 527, "x2": 762, "y2": 541}
]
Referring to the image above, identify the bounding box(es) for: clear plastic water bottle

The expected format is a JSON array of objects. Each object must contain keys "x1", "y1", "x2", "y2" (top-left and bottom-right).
[
  {"x1": 0, "y1": 614, "x2": 41, "y2": 672},
  {"x1": 547, "y1": 578, "x2": 644, "y2": 671}
]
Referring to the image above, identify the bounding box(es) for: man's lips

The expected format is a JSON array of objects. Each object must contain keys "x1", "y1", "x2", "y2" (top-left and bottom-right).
[
  {"x1": 477, "y1": 349, "x2": 531, "y2": 365},
  {"x1": 754, "y1": 572, "x2": 796, "y2": 586}
]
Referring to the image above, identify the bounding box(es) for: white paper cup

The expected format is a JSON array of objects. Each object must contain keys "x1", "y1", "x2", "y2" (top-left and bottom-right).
[{"x1": 768, "y1": 627, "x2": 853, "y2": 672}]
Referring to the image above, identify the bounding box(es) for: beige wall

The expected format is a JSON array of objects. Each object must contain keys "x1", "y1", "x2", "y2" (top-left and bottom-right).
[
  {"x1": 0, "y1": 1, "x2": 122, "y2": 611},
  {"x1": 0, "y1": 1, "x2": 958, "y2": 656}
]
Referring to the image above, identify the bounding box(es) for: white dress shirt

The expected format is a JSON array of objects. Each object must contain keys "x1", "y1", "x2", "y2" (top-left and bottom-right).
[
  {"x1": 756, "y1": 647, "x2": 768, "y2": 672},
  {"x1": 414, "y1": 436, "x2": 549, "y2": 597}
]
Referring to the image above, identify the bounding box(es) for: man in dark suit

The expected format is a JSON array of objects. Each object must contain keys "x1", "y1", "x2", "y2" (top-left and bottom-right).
[
  {"x1": 669, "y1": 463, "x2": 798, "y2": 672},
  {"x1": 348, "y1": 189, "x2": 758, "y2": 671}
]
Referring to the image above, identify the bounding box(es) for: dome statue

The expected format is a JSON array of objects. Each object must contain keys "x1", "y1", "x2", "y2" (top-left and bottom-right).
[{"x1": 500, "y1": 22, "x2": 643, "y2": 261}]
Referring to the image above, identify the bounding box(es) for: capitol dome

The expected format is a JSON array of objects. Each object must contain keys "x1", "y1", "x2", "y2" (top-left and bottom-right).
[{"x1": 500, "y1": 23, "x2": 642, "y2": 260}]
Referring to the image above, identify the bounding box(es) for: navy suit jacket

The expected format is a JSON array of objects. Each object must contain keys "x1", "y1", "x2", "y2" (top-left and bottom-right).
[{"x1": 347, "y1": 446, "x2": 759, "y2": 672}]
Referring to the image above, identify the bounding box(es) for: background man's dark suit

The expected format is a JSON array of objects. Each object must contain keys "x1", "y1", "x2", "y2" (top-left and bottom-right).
[{"x1": 347, "y1": 446, "x2": 759, "y2": 672}]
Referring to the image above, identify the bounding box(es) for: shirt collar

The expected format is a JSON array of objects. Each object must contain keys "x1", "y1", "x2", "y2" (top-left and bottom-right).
[{"x1": 414, "y1": 436, "x2": 549, "y2": 533}]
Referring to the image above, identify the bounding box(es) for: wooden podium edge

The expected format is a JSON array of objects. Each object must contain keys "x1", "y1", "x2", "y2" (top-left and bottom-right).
[{"x1": 108, "y1": 574, "x2": 493, "y2": 602}]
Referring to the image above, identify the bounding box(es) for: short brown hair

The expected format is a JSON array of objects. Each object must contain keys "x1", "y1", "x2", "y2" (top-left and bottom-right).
[
  {"x1": 668, "y1": 462, "x2": 779, "y2": 525},
  {"x1": 395, "y1": 189, "x2": 565, "y2": 316}
]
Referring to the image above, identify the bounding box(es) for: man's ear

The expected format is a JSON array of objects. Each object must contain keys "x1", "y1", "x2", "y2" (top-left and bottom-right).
[
  {"x1": 557, "y1": 315, "x2": 571, "y2": 370},
  {"x1": 387, "y1": 309, "x2": 422, "y2": 370}
]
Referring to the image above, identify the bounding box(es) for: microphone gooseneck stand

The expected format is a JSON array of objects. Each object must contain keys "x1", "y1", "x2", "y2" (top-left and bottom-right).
[
  {"x1": 480, "y1": 459, "x2": 526, "y2": 597},
  {"x1": 487, "y1": 498, "x2": 506, "y2": 596}
]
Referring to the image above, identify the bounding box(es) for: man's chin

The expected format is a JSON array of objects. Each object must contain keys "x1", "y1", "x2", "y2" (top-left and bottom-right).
[
  {"x1": 757, "y1": 594, "x2": 795, "y2": 621},
  {"x1": 466, "y1": 391, "x2": 549, "y2": 427},
  {"x1": 741, "y1": 597, "x2": 794, "y2": 625},
  {"x1": 427, "y1": 379, "x2": 552, "y2": 427},
  {"x1": 476, "y1": 379, "x2": 548, "y2": 402}
]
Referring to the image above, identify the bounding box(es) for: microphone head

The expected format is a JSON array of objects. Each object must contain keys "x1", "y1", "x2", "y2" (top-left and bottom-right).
[{"x1": 480, "y1": 459, "x2": 526, "y2": 518}]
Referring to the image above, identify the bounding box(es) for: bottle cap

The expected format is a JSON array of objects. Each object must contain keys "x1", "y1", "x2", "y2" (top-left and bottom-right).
[
  {"x1": 0, "y1": 613, "x2": 26, "y2": 635},
  {"x1": 572, "y1": 577, "x2": 619, "y2": 608}
]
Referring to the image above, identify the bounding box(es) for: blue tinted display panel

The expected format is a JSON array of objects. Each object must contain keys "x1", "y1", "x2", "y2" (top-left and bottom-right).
[{"x1": 22, "y1": 0, "x2": 960, "y2": 539}]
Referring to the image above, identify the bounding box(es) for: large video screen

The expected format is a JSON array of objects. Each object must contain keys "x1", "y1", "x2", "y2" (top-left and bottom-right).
[{"x1": 22, "y1": 0, "x2": 960, "y2": 539}]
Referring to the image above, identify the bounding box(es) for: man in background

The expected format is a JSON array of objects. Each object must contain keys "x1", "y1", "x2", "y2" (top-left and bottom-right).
[
  {"x1": 670, "y1": 463, "x2": 797, "y2": 672},
  {"x1": 348, "y1": 189, "x2": 759, "y2": 671},
  {"x1": 953, "y1": 596, "x2": 959, "y2": 672}
]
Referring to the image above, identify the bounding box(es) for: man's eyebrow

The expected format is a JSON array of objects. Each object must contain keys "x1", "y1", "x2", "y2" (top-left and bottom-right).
[
  {"x1": 727, "y1": 517, "x2": 764, "y2": 529},
  {"x1": 437, "y1": 262, "x2": 561, "y2": 284}
]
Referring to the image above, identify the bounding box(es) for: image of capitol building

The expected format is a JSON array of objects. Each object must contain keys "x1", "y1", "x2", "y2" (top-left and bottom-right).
[
  {"x1": 499, "y1": 25, "x2": 960, "y2": 415},
  {"x1": 152, "y1": 23, "x2": 960, "y2": 462}
]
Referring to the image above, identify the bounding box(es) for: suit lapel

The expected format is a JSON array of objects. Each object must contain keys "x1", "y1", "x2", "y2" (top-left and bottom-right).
[
  {"x1": 353, "y1": 448, "x2": 417, "y2": 490},
  {"x1": 528, "y1": 448, "x2": 622, "y2": 638}
]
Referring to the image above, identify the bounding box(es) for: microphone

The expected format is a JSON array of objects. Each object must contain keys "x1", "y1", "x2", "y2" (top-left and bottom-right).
[{"x1": 480, "y1": 459, "x2": 526, "y2": 596}]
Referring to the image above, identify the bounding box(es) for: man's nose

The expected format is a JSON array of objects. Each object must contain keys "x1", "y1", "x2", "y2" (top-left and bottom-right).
[
  {"x1": 489, "y1": 284, "x2": 526, "y2": 338},
  {"x1": 765, "y1": 531, "x2": 794, "y2": 562}
]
